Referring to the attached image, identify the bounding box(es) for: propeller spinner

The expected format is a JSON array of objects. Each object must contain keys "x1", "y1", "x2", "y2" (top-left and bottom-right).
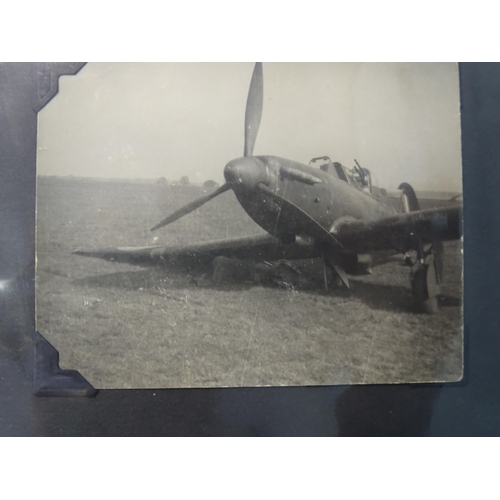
[{"x1": 151, "y1": 63, "x2": 264, "y2": 232}]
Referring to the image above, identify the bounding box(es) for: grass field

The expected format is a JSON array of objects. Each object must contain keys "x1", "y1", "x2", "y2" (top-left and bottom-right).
[{"x1": 36, "y1": 177, "x2": 463, "y2": 389}]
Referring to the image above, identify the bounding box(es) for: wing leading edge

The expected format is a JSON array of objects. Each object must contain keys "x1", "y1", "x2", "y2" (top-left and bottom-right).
[
  {"x1": 73, "y1": 205, "x2": 461, "y2": 267},
  {"x1": 331, "y1": 205, "x2": 462, "y2": 254},
  {"x1": 73, "y1": 233, "x2": 320, "y2": 267}
]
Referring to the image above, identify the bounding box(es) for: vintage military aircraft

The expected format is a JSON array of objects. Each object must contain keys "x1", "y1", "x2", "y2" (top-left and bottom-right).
[{"x1": 74, "y1": 63, "x2": 462, "y2": 314}]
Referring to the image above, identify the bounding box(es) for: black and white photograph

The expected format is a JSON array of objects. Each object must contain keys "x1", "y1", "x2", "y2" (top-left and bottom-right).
[{"x1": 35, "y1": 62, "x2": 463, "y2": 389}]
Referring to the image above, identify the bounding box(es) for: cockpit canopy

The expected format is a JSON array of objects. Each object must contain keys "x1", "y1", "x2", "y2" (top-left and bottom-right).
[{"x1": 309, "y1": 156, "x2": 372, "y2": 194}]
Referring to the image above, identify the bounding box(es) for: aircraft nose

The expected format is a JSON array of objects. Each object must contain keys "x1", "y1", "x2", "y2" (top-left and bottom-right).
[{"x1": 224, "y1": 157, "x2": 268, "y2": 189}]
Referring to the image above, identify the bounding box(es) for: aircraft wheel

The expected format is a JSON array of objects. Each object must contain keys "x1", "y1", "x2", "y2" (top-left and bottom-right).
[
  {"x1": 411, "y1": 266, "x2": 439, "y2": 314},
  {"x1": 423, "y1": 296, "x2": 439, "y2": 315}
]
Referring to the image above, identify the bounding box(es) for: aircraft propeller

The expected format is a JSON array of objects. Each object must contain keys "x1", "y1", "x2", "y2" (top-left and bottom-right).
[
  {"x1": 243, "y1": 62, "x2": 263, "y2": 158},
  {"x1": 150, "y1": 183, "x2": 230, "y2": 231},
  {"x1": 151, "y1": 63, "x2": 264, "y2": 232}
]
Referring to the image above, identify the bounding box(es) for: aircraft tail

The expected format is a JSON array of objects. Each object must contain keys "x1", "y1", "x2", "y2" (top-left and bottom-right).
[{"x1": 398, "y1": 182, "x2": 420, "y2": 212}]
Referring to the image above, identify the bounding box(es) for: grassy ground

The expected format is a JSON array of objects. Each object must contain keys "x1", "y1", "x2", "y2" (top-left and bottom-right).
[{"x1": 36, "y1": 177, "x2": 463, "y2": 388}]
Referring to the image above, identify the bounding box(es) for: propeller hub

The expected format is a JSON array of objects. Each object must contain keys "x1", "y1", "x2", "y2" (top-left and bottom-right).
[{"x1": 224, "y1": 157, "x2": 268, "y2": 190}]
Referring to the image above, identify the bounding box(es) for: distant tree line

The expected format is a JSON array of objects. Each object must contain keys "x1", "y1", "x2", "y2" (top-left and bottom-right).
[{"x1": 155, "y1": 176, "x2": 220, "y2": 188}]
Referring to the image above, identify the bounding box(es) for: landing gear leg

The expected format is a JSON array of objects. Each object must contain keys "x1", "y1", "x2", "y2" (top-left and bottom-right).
[{"x1": 410, "y1": 242, "x2": 440, "y2": 314}]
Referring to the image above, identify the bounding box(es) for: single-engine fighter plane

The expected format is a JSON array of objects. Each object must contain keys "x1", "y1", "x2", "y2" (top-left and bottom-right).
[{"x1": 74, "y1": 63, "x2": 462, "y2": 314}]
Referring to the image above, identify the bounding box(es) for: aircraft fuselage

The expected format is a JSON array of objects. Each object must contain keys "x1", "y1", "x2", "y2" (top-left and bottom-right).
[{"x1": 226, "y1": 155, "x2": 398, "y2": 246}]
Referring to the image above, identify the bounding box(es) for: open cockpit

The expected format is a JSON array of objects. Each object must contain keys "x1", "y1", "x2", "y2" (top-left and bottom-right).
[{"x1": 309, "y1": 156, "x2": 373, "y2": 194}]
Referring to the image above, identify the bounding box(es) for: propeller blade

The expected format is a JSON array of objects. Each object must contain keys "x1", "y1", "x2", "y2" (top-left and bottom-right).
[
  {"x1": 258, "y1": 183, "x2": 349, "y2": 287},
  {"x1": 151, "y1": 183, "x2": 230, "y2": 231},
  {"x1": 257, "y1": 183, "x2": 342, "y2": 249},
  {"x1": 325, "y1": 254, "x2": 350, "y2": 289},
  {"x1": 244, "y1": 63, "x2": 264, "y2": 157}
]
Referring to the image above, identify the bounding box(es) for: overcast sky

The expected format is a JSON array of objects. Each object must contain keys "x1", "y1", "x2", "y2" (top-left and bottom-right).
[{"x1": 37, "y1": 62, "x2": 462, "y2": 192}]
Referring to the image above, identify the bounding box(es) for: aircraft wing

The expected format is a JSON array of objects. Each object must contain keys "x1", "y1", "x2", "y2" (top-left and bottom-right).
[
  {"x1": 73, "y1": 233, "x2": 320, "y2": 267},
  {"x1": 74, "y1": 205, "x2": 461, "y2": 267},
  {"x1": 332, "y1": 205, "x2": 462, "y2": 254}
]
